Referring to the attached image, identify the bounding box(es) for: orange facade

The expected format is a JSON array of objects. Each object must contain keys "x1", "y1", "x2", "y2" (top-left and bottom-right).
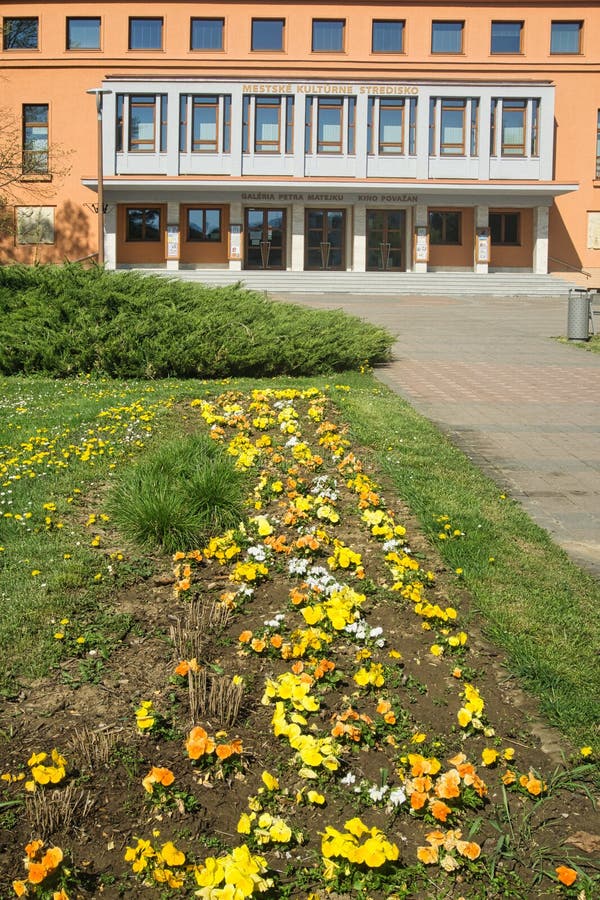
[{"x1": 1, "y1": 1, "x2": 598, "y2": 278}]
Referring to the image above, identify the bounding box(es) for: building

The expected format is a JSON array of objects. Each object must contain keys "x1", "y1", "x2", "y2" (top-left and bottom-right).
[{"x1": 1, "y1": 2, "x2": 598, "y2": 279}]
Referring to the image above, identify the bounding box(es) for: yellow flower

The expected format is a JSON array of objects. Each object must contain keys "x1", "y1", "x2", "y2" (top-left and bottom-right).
[
  {"x1": 261, "y1": 771, "x2": 279, "y2": 791},
  {"x1": 580, "y1": 746, "x2": 593, "y2": 757},
  {"x1": 481, "y1": 748, "x2": 499, "y2": 766},
  {"x1": 160, "y1": 841, "x2": 185, "y2": 867}
]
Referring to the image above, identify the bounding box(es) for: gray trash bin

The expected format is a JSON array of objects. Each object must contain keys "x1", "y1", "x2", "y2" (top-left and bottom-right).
[{"x1": 567, "y1": 289, "x2": 590, "y2": 340}]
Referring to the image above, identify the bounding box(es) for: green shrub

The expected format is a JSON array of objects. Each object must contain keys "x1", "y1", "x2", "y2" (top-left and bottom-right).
[
  {"x1": 0, "y1": 264, "x2": 393, "y2": 378},
  {"x1": 107, "y1": 433, "x2": 247, "y2": 552}
]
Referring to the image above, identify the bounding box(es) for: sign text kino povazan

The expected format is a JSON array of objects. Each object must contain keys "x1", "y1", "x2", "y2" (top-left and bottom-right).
[
  {"x1": 241, "y1": 193, "x2": 419, "y2": 203},
  {"x1": 242, "y1": 83, "x2": 419, "y2": 95}
]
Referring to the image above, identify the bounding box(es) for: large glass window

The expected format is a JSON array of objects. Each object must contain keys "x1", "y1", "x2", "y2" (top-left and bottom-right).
[
  {"x1": 550, "y1": 21, "x2": 582, "y2": 54},
  {"x1": 126, "y1": 208, "x2": 161, "y2": 241},
  {"x1": 67, "y1": 17, "x2": 100, "y2": 49},
  {"x1": 129, "y1": 18, "x2": 163, "y2": 50},
  {"x1": 490, "y1": 212, "x2": 520, "y2": 245},
  {"x1": 187, "y1": 208, "x2": 222, "y2": 242},
  {"x1": 372, "y1": 20, "x2": 404, "y2": 53},
  {"x1": 378, "y1": 99, "x2": 405, "y2": 154},
  {"x1": 251, "y1": 19, "x2": 284, "y2": 51},
  {"x1": 429, "y1": 210, "x2": 461, "y2": 245},
  {"x1": 22, "y1": 104, "x2": 49, "y2": 174},
  {"x1": 431, "y1": 21, "x2": 463, "y2": 54},
  {"x1": 440, "y1": 99, "x2": 466, "y2": 155},
  {"x1": 191, "y1": 18, "x2": 223, "y2": 50},
  {"x1": 312, "y1": 20, "x2": 345, "y2": 52},
  {"x1": 317, "y1": 98, "x2": 343, "y2": 153},
  {"x1": 255, "y1": 98, "x2": 281, "y2": 152},
  {"x1": 192, "y1": 96, "x2": 218, "y2": 152},
  {"x1": 491, "y1": 21, "x2": 522, "y2": 54},
  {"x1": 501, "y1": 100, "x2": 526, "y2": 156},
  {"x1": 129, "y1": 96, "x2": 157, "y2": 151},
  {"x1": 3, "y1": 17, "x2": 38, "y2": 49}
]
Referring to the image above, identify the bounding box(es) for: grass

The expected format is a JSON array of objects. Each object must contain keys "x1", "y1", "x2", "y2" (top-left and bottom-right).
[
  {"x1": 107, "y1": 433, "x2": 247, "y2": 552},
  {"x1": 333, "y1": 372, "x2": 600, "y2": 748},
  {"x1": 0, "y1": 372, "x2": 598, "y2": 749}
]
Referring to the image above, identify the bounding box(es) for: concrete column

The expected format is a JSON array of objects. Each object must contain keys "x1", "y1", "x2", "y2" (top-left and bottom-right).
[
  {"x1": 104, "y1": 204, "x2": 117, "y2": 270},
  {"x1": 291, "y1": 203, "x2": 304, "y2": 271},
  {"x1": 230, "y1": 86, "x2": 243, "y2": 177},
  {"x1": 229, "y1": 200, "x2": 243, "y2": 270},
  {"x1": 414, "y1": 202, "x2": 428, "y2": 273},
  {"x1": 353, "y1": 204, "x2": 366, "y2": 272},
  {"x1": 475, "y1": 205, "x2": 489, "y2": 274},
  {"x1": 355, "y1": 92, "x2": 369, "y2": 179},
  {"x1": 293, "y1": 94, "x2": 306, "y2": 178},
  {"x1": 533, "y1": 206, "x2": 549, "y2": 274},
  {"x1": 166, "y1": 89, "x2": 180, "y2": 176}
]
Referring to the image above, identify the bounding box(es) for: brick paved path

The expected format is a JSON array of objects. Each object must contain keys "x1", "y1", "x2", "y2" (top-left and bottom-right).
[{"x1": 273, "y1": 292, "x2": 600, "y2": 576}]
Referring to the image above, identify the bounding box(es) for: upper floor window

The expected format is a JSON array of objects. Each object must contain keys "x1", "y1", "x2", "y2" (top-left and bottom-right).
[
  {"x1": 179, "y1": 95, "x2": 232, "y2": 154},
  {"x1": 305, "y1": 96, "x2": 355, "y2": 154},
  {"x1": 126, "y1": 95, "x2": 167, "y2": 152},
  {"x1": 22, "y1": 104, "x2": 49, "y2": 174},
  {"x1": 490, "y1": 98, "x2": 539, "y2": 157},
  {"x1": 312, "y1": 20, "x2": 345, "y2": 52},
  {"x1": 67, "y1": 17, "x2": 101, "y2": 49},
  {"x1": 550, "y1": 21, "x2": 582, "y2": 54},
  {"x1": 491, "y1": 21, "x2": 523, "y2": 54},
  {"x1": 429, "y1": 97, "x2": 479, "y2": 157},
  {"x1": 429, "y1": 210, "x2": 461, "y2": 245},
  {"x1": 372, "y1": 20, "x2": 404, "y2": 53},
  {"x1": 367, "y1": 97, "x2": 417, "y2": 155},
  {"x1": 129, "y1": 18, "x2": 163, "y2": 50},
  {"x1": 3, "y1": 17, "x2": 38, "y2": 49},
  {"x1": 252, "y1": 19, "x2": 284, "y2": 51},
  {"x1": 190, "y1": 18, "x2": 223, "y2": 51},
  {"x1": 242, "y1": 95, "x2": 294, "y2": 153},
  {"x1": 431, "y1": 21, "x2": 463, "y2": 54}
]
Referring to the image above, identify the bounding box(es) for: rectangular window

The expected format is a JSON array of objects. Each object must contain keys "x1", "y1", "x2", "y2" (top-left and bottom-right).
[
  {"x1": 116, "y1": 95, "x2": 124, "y2": 151},
  {"x1": 378, "y1": 99, "x2": 405, "y2": 154},
  {"x1": 179, "y1": 95, "x2": 187, "y2": 151},
  {"x1": 372, "y1": 20, "x2": 404, "y2": 53},
  {"x1": 431, "y1": 21, "x2": 463, "y2": 54},
  {"x1": 187, "y1": 208, "x2": 222, "y2": 242},
  {"x1": 312, "y1": 19, "x2": 344, "y2": 52},
  {"x1": 126, "y1": 207, "x2": 161, "y2": 241},
  {"x1": 550, "y1": 21, "x2": 582, "y2": 54},
  {"x1": 501, "y1": 99, "x2": 526, "y2": 156},
  {"x1": 255, "y1": 98, "x2": 281, "y2": 152},
  {"x1": 470, "y1": 99, "x2": 479, "y2": 156},
  {"x1": 160, "y1": 95, "x2": 168, "y2": 152},
  {"x1": 192, "y1": 96, "x2": 218, "y2": 152},
  {"x1": 429, "y1": 210, "x2": 461, "y2": 245},
  {"x1": 286, "y1": 97, "x2": 294, "y2": 153},
  {"x1": 531, "y1": 99, "x2": 540, "y2": 157},
  {"x1": 3, "y1": 17, "x2": 38, "y2": 49},
  {"x1": 129, "y1": 96, "x2": 156, "y2": 151},
  {"x1": 252, "y1": 19, "x2": 284, "y2": 51},
  {"x1": 305, "y1": 97, "x2": 313, "y2": 153},
  {"x1": 16, "y1": 206, "x2": 54, "y2": 244},
  {"x1": 408, "y1": 98, "x2": 417, "y2": 155},
  {"x1": 440, "y1": 99, "x2": 466, "y2": 155},
  {"x1": 491, "y1": 21, "x2": 522, "y2": 54},
  {"x1": 22, "y1": 104, "x2": 49, "y2": 174},
  {"x1": 490, "y1": 211, "x2": 520, "y2": 245},
  {"x1": 191, "y1": 18, "x2": 223, "y2": 51},
  {"x1": 317, "y1": 98, "x2": 343, "y2": 153},
  {"x1": 67, "y1": 17, "x2": 100, "y2": 49},
  {"x1": 223, "y1": 96, "x2": 231, "y2": 153},
  {"x1": 347, "y1": 97, "x2": 356, "y2": 154},
  {"x1": 129, "y1": 18, "x2": 163, "y2": 50}
]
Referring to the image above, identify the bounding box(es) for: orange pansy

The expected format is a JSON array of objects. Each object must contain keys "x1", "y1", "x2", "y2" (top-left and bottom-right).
[{"x1": 556, "y1": 865, "x2": 577, "y2": 886}]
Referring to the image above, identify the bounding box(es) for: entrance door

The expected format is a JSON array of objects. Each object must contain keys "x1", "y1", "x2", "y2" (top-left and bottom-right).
[
  {"x1": 305, "y1": 209, "x2": 346, "y2": 270},
  {"x1": 244, "y1": 208, "x2": 286, "y2": 269},
  {"x1": 366, "y1": 209, "x2": 406, "y2": 271}
]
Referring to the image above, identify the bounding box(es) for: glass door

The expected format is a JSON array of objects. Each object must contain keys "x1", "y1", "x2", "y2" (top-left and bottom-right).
[
  {"x1": 305, "y1": 209, "x2": 346, "y2": 270},
  {"x1": 244, "y1": 208, "x2": 286, "y2": 269},
  {"x1": 366, "y1": 209, "x2": 406, "y2": 271}
]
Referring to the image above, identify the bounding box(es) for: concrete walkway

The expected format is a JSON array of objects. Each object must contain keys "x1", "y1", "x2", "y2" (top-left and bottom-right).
[{"x1": 271, "y1": 291, "x2": 600, "y2": 577}]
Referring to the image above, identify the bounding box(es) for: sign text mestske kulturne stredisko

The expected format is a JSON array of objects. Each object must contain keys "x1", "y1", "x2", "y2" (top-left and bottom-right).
[{"x1": 242, "y1": 84, "x2": 419, "y2": 95}]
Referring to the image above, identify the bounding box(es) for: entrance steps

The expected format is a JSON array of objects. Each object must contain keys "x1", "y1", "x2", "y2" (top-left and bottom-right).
[{"x1": 134, "y1": 269, "x2": 577, "y2": 297}]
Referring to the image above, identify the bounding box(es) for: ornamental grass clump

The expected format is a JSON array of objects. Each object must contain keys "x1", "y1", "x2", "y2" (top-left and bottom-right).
[{"x1": 107, "y1": 433, "x2": 247, "y2": 552}]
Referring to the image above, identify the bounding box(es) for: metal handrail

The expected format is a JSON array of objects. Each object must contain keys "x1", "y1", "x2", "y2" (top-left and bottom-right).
[{"x1": 549, "y1": 256, "x2": 592, "y2": 278}]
